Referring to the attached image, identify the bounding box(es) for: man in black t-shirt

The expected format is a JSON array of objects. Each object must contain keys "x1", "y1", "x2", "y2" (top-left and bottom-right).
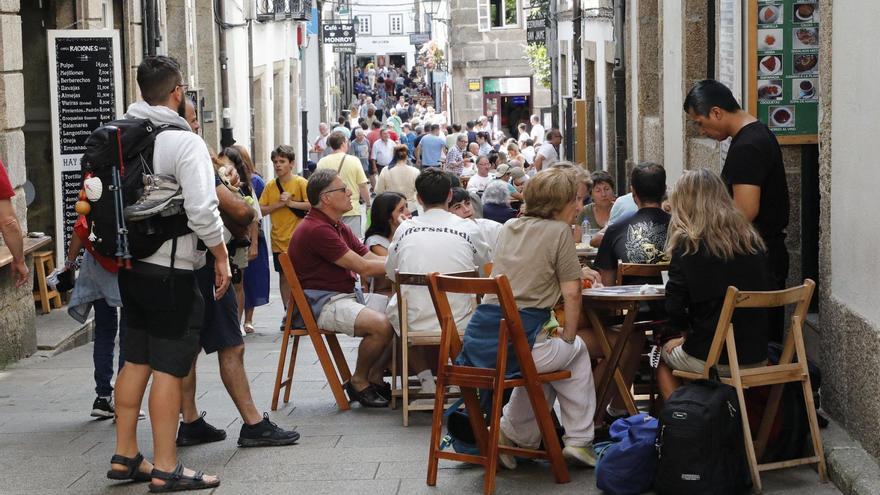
[
  {"x1": 595, "y1": 162, "x2": 670, "y2": 287},
  {"x1": 593, "y1": 162, "x2": 669, "y2": 419},
  {"x1": 684, "y1": 79, "x2": 789, "y2": 342}
]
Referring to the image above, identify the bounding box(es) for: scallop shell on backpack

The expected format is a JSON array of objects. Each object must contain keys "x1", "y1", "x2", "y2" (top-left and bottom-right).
[{"x1": 83, "y1": 176, "x2": 103, "y2": 201}]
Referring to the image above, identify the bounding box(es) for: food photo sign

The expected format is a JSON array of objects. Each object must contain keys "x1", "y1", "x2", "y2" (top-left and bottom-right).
[{"x1": 748, "y1": 0, "x2": 819, "y2": 144}]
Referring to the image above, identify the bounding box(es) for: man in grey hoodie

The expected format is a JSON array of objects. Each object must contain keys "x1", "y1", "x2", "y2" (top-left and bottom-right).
[{"x1": 109, "y1": 56, "x2": 228, "y2": 491}]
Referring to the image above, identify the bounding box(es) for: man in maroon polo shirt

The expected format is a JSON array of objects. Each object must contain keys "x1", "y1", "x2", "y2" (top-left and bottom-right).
[
  {"x1": 0, "y1": 160, "x2": 27, "y2": 287},
  {"x1": 288, "y1": 168, "x2": 393, "y2": 408}
]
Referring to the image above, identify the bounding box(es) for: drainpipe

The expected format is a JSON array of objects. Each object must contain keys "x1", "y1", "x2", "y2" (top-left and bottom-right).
[
  {"x1": 613, "y1": 0, "x2": 628, "y2": 195},
  {"x1": 217, "y1": 0, "x2": 234, "y2": 147}
]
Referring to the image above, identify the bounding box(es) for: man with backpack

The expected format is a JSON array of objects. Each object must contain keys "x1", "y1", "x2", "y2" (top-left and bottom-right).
[{"x1": 108, "y1": 56, "x2": 227, "y2": 491}]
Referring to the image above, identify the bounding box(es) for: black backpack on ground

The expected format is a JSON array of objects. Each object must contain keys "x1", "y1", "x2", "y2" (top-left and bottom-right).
[
  {"x1": 80, "y1": 118, "x2": 191, "y2": 262},
  {"x1": 655, "y1": 379, "x2": 750, "y2": 495}
]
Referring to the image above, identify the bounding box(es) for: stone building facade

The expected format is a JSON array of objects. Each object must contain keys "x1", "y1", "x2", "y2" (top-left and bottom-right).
[
  {"x1": 447, "y1": 0, "x2": 550, "y2": 136},
  {"x1": 1, "y1": 0, "x2": 304, "y2": 367}
]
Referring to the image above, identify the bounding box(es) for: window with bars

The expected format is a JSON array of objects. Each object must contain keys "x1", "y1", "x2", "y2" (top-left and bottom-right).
[
  {"x1": 356, "y1": 15, "x2": 371, "y2": 35},
  {"x1": 389, "y1": 14, "x2": 403, "y2": 34},
  {"x1": 478, "y1": 0, "x2": 520, "y2": 31}
]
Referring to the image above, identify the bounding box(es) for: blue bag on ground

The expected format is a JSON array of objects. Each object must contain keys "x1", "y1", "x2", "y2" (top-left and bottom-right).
[{"x1": 595, "y1": 413, "x2": 659, "y2": 495}]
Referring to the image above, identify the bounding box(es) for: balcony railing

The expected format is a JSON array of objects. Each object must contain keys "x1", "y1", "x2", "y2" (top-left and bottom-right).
[{"x1": 256, "y1": 0, "x2": 312, "y2": 22}]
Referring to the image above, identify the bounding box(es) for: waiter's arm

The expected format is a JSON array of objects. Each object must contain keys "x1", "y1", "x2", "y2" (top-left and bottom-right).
[{"x1": 731, "y1": 184, "x2": 761, "y2": 222}]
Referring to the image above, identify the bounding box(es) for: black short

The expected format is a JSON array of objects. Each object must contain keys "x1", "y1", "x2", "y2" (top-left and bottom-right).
[
  {"x1": 119, "y1": 262, "x2": 203, "y2": 378},
  {"x1": 272, "y1": 252, "x2": 282, "y2": 273},
  {"x1": 196, "y1": 259, "x2": 244, "y2": 354}
]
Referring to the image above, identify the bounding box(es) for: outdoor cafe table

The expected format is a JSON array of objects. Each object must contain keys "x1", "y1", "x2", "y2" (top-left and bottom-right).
[{"x1": 582, "y1": 284, "x2": 666, "y2": 424}]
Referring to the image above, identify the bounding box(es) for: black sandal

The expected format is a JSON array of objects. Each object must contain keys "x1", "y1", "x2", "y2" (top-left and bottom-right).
[
  {"x1": 106, "y1": 452, "x2": 152, "y2": 482},
  {"x1": 148, "y1": 462, "x2": 220, "y2": 493}
]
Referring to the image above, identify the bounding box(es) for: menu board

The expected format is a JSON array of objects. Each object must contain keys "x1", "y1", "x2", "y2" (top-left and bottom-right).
[
  {"x1": 47, "y1": 30, "x2": 123, "y2": 263},
  {"x1": 748, "y1": 0, "x2": 819, "y2": 144}
]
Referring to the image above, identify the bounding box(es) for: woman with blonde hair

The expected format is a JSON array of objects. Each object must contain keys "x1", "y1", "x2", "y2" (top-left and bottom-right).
[
  {"x1": 657, "y1": 168, "x2": 772, "y2": 398},
  {"x1": 457, "y1": 166, "x2": 601, "y2": 469}
]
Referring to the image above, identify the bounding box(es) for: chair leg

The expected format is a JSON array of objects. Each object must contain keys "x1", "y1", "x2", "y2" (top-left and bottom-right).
[
  {"x1": 309, "y1": 332, "x2": 351, "y2": 411},
  {"x1": 35, "y1": 256, "x2": 50, "y2": 314},
  {"x1": 326, "y1": 334, "x2": 352, "y2": 382},
  {"x1": 47, "y1": 257, "x2": 62, "y2": 308},
  {"x1": 426, "y1": 366, "x2": 449, "y2": 487},
  {"x1": 794, "y1": 327, "x2": 828, "y2": 481},
  {"x1": 391, "y1": 335, "x2": 399, "y2": 410},
  {"x1": 462, "y1": 386, "x2": 489, "y2": 456},
  {"x1": 755, "y1": 383, "x2": 785, "y2": 461},
  {"x1": 271, "y1": 329, "x2": 291, "y2": 411},
  {"x1": 484, "y1": 378, "x2": 506, "y2": 495},
  {"x1": 402, "y1": 337, "x2": 410, "y2": 426},
  {"x1": 726, "y1": 334, "x2": 762, "y2": 493},
  {"x1": 283, "y1": 335, "x2": 300, "y2": 404}
]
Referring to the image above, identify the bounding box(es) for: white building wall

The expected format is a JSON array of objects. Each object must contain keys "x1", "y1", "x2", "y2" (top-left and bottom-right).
[
  {"x1": 829, "y1": 0, "x2": 880, "y2": 324},
  {"x1": 352, "y1": 0, "x2": 418, "y2": 67},
  {"x1": 661, "y1": 0, "x2": 684, "y2": 184}
]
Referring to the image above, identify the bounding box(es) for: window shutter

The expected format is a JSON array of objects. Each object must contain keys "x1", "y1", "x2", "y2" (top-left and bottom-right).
[{"x1": 478, "y1": 0, "x2": 490, "y2": 32}]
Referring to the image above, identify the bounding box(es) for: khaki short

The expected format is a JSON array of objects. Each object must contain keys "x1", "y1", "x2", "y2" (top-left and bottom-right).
[
  {"x1": 316, "y1": 293, "x2": 366, "y2": 336},
  {"x1": 661, "y1": 344, "x2": 766, "y2": 377}
]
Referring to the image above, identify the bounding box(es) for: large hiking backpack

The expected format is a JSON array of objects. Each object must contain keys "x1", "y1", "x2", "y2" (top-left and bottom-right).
[
  {"x1": 655, "y1": 379, "x2": 750, "y2": 495},
  {"x1": 595, "y1": 413, "x2": 659, "y2": 495},
  {"x1": 80, "y1": 119, "x2": 191, "y2": 262}
]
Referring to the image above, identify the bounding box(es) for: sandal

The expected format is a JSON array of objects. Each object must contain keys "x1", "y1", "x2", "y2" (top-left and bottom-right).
[
  {"x1": 148, "y1": 462, "x2": 220, "y2": 493},
  {"x1": 106, "y1": 452, "x2": 152, "y2": 482},
  {"x1": 243, "y1": 322, "x2": 256, "y2": 334}
]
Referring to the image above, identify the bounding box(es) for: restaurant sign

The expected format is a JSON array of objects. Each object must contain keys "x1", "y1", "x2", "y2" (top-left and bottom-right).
[
  {"x1": 748, "y1": 0, "x2": 819, "y2": 144},
  {"x1": 468, "y1": 79, "x2": 481, "y2": 92},
  {"x1": 47, "y1": 30, "x2": 124, "y2": 265},
  {"x1": 322, "y1": 22, "x2": 355, "y2": 44}
]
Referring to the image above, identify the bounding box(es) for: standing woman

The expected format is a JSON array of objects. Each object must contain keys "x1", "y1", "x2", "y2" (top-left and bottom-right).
[
  {"x1": 233, "y1": 145, "x2": 270, "y2": 333},
  {"x1": 657, "y1": 168, "x2": 771, "y2": 398}
]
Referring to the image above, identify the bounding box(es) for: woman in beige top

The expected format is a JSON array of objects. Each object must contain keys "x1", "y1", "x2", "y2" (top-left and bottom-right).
[{"x1": 375, "y1": 145, "x2": 421, "y2": 213}]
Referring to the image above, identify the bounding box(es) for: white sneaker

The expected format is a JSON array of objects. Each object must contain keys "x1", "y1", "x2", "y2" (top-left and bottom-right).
[
  {"x1": 563, "y1": 444, "x2": 597, "y2": 467},
  {"x1": 497, "y1": 429, "x2": 518, "y2": 470}
]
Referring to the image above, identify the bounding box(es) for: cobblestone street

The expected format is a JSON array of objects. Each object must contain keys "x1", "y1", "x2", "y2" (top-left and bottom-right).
[{"x1": 0, "y1": 282, "x2": 840, "y2": 495}]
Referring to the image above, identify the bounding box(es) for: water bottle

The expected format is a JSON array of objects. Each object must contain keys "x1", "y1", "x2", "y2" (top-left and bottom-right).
[{"x1": 581, "y1": 218, "x2": 592, "y2": 245}]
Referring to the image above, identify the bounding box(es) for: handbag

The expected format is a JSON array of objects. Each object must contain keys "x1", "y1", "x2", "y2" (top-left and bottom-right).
[{"x1": 275, "y1": 177, "x2": 308, "y2": 218}]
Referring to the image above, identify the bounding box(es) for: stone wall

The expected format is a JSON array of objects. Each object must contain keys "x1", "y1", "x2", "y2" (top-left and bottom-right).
[
  {"x1": 0, "y1": 0, "x2": 36, "y2": 368},
  {"x1": 818, "y1": 0, "x2": 880, "y2": 460}
]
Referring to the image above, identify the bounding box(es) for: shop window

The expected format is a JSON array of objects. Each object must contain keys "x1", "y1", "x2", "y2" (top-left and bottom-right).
[
  {"x1": 356, "y1": 15, "x2": 371, "y2": 35},
  {"x1": 389, "y1": 14, "x2": 403, "y2": 34},
  {"x1": 478, "y1": 0, "x2": 520, "y2": 32}
]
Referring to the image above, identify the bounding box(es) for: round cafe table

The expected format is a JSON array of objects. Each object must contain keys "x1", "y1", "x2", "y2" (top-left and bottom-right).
[{"x1": 582, "y1": 285, "x2": 665, "y2": 424}]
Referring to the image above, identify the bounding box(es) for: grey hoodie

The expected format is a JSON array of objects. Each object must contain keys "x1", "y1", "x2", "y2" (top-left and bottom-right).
[{"x1": 125, "y1": 101, "x2": 224, "y2": 271}]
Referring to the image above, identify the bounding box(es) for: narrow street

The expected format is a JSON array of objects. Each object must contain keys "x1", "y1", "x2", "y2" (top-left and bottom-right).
[{"x1": 0, "y1": 278, "x2": 839, "y2": 495}]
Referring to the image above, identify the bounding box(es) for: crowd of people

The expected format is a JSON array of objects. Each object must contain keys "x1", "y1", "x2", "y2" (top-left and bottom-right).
[{"x1": 36, "y1": 53, "x2": 789, "y2": 492}]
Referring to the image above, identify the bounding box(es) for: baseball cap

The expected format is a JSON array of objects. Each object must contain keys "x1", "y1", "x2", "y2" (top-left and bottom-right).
[
  {"x1": 509, "y1": 167, "x2": 526, "y2": 180},
  {"x1": 496, "y1": 164, "x2": 511, "y2": 176}
]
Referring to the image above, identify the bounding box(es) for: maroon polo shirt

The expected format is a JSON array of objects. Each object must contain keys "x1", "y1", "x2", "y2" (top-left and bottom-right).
[
  {"x1": 288, "y1": 207, "x2": 368, "y2": 293},
  {"x1": 0, "y1": 161, "x2": 14, "y2": 200}
]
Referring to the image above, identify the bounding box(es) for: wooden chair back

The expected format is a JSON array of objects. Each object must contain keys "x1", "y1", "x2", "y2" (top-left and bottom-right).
[
  {"x1": 614, "y1": 261, "x2": 670, "y2": 286},
  {"x1": 672, "y1": 279, "x2": 825, "y2": 492},
  {"x1": 424, "y1": 272, "x2": 570, "y2": 494},
  {"x1": 272, "y1": 252, "x2": 352, "y2": 411}
]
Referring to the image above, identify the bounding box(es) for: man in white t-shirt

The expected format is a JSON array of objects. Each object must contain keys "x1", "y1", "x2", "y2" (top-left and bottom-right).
[
  {"x1": 466, "y1": 155, "x2": 493, "y2": 193},
  {"x1": 370, "y1": 129, "x2": 397, "y2": 174},
  {"x1": 533, "y1": 128, "x2": 562, "y2": 171},
  {"x1": 529, "y1": 114, "x2": 545, "y2": 145},
  {"x1": 385, "y1": 169, "x2": 491, "y2": 392}
]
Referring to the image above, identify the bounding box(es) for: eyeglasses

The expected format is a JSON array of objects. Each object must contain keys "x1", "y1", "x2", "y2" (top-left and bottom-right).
[
  {"x1": 174, "y1": 83, "x2": 188, "y2": 93},
  {"x1": 321, "y1": 186, "x2": 348, "y2": 196}
]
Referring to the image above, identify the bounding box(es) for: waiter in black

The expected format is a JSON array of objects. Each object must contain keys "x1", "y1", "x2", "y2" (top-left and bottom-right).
[{"x1": 683, "y1": 79, "x2": 789, "y2": 343}]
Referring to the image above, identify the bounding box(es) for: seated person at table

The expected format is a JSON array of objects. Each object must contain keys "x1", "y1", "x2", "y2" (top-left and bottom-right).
[
  {"x1": 466, "y1": 155, "x2": 493, "y2": 194},
  {"x1": 457, "y1": 167, "x2": 601, "y2": 468},
  {"x1": 481, "y1": 180, "x2": 519, "y2": 225},
  {"x1": 657, "y1": 169, "x2": 771, "y2": 398},
  {"x1": 385, "y1": 169, "x2": 492, "y2": 393},
  {"x1": 288, "y1": 168, "x2": 394, "y2": 408},
  {"x1": 449, "y1": 187, "x2": 502, "y2": 253},
  {"x1": 591, "y1": 161, "x2": 669, "y2": 418},
  {"x1": 577, "y1": 170, "x2": 616, "y2": 247},
  {"x1": 364, "y1": 192, "x2": 411, "y2": 294}
]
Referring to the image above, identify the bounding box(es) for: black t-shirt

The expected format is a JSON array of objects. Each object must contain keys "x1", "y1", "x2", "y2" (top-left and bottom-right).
[
  {"x1": 595, "y1": 207, "x2": 670, "y2": 284},
  {"x1": 722, "y1": 121, "x2": 789, "y2": 240},
  {"x1": 665, "y1": 245, "x2": 771, "y2": 364}
]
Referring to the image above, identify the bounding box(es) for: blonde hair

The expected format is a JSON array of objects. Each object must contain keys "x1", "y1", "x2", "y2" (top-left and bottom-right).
[
  {"x1": 523, "y1": 167, "x2": 579, "y2": 219},
  {"x1": 666, "y1": 168, "x2": 766, "y2": 260}
]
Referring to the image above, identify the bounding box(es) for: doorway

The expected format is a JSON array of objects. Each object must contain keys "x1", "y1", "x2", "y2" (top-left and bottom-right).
[
  {"x1": 389, "y1": 54, "x2": 406, "y2": 69},
  {"x1": 482, "y1": 77, "x2": 533, "y2": 139}
]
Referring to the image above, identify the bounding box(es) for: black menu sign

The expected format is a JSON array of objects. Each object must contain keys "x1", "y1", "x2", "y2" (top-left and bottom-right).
[{"x1": 48, "y1": 31, "x2": 122, "y2": 262}]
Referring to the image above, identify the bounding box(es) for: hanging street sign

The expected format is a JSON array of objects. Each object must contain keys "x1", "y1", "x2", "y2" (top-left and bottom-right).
[{"x1": 322, "y1": 22, "x2": 355, "y2": 44}]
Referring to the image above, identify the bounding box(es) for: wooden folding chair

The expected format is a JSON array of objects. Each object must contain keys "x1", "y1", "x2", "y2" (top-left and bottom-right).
[
  {"x1": 390, "y1": 269, "x2": 478, "y2": 426},
  {"x1": 425, "y1": 272, "x2": 571, "y2": 494},
  {"x1": 271, "y1": 252, "x2": 353, "y2": 411},
  {"x1": 672, "y1": 279, "x2": 826, "y2": 493},
  {"x1": 614, "y1": 261, "x2": 669, "y2": 285}
]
